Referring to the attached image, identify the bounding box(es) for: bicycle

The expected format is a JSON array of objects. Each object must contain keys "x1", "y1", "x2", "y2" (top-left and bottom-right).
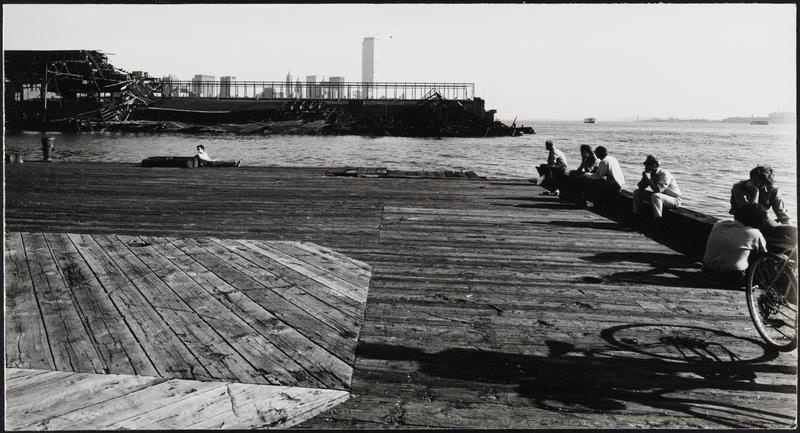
[{"x1": 745, "y1": 245, "x2": 798, "y2": 351}]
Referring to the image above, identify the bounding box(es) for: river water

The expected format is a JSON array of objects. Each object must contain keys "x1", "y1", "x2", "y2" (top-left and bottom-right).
[{"x1": 4, "y1": 121, "x2": 796, "y2": 222}]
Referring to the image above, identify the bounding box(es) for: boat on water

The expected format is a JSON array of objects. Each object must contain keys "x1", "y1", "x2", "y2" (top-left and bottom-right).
[
  {"x1": 584, "y1": 117, "x2": 596, "y2": 124},
  {"x1": 750, "y1": 119, "x2": 769, "y2": 125}
]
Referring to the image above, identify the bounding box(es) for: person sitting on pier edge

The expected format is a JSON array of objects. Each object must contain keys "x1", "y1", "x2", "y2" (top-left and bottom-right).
[
  {"x1": 729, "y1": 165, "x2": 793, "y2": 252},
  {"x1": 194, "y1": 144, "x2": 240, "y2": 168},
  {"x1": 579, "y1": 145, "x2": 625, "y2": 208},
  {"x1": 730, "y1": 165, "x2": 791, "y2": 226},
  {"x1": 560, "y1": 144, "x2": 598, "y2": 200},
  {"x1": 703, "y1": 203, "x2": 768, "y2": 285},
  {"x1": 536, "y1": 140, "x2": 568, "y2": 196},
  {"x1": 632, "y1": 155, "x2": 682, "y2": 220}
]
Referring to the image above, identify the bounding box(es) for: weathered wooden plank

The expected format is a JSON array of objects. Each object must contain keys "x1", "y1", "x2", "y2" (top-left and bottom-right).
[
  {"x1": 92, "y1": 234, "x2": 265, "y2": 384},
  {"x1": 118, "y1": 234, "x2": 327, "y2": 389},
  {"x1": 4, "y1": 369, "x2": 68, "y2": 394},
  {"x1": 43, "y1": 232, "x2": 157, "y2": 376},
  {"x1": 5, "y1": 368, "x2": 162, "y2": 430},
  {"x1": 6, "y1": 370, "x2": 224, "y2": 430},
  {"x1": 169, "y1": 237, "x2": 358, "y2": 365},
  {"x1": 185, "y1": 384, "x2": 350, "y2": 429},
  {"x1": 241, "y1": 239, "x2": 366, "y2": 304},
  {"x1": 271, "y1": 241, "x2": 372, "y2": 292},
  {"x1": 67, "y1": 233, "x2": 203, "y2": 380},
  {"x1": 21, "y1": 232, "x2": 104, "y2": 373},
  {"x1": 4, "y1": 232, "x2": 54, "y2": 370},
  {"x1": 206, "y1": 237, "x2": 364, "y2": 320},
  {"x1": 4, "y1": 368, "x2": 351, "y2": 430},
  {"x1": 143, "y1": 235, "x2": 354, "y2": 389}
]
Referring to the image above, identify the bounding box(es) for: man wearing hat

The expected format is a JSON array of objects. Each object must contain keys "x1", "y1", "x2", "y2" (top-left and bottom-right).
[{"x1": 632, "y1": 154, "x2": 682, "y2": 219}]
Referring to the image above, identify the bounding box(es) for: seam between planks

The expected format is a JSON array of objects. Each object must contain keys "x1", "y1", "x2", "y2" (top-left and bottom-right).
[
  {"x1": 65, "y1": 233, "x2": 160, "y2": 376},
  {"x1": 42, "y1": 233, "x2": 112, "y2": 374},
  {"x1": 19, "y1": 233, "x2": 65, "y2": 371},
  {"x1": 112, "y1": 234, "x2": 283, "y2": 385},
  {"x1": 88, "y1": 233, "x2": 213, "y2": 380},
  {"x1": 142, "y1": 235, "x2": 349, "y2": 389},
  {"x1": 203, "y1": 237, "x2": 363, "y2": 327},
  {"x1": 172, "y1": 237, "x2": 359, "y2": 370}
]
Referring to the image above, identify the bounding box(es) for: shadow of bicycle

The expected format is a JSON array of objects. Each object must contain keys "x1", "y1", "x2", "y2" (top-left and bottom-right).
[{"x1": 356, "y1": 323, "x2": 794, "y2": 427}]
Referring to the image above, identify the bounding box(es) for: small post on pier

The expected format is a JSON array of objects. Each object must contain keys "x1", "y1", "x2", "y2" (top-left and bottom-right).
[{"x1": 41, "y1": 136, "x2": 55, "y2": 161}]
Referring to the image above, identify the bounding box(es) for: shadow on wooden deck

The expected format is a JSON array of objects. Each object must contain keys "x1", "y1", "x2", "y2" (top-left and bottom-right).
[{"x1": 355, "y1": 323, "x2": 793, "y2": 428}]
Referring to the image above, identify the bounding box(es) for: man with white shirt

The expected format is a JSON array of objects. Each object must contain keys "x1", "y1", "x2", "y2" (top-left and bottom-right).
[
  {"x1": 194, "y1": 144, "x2": 240, "y2": 168},
  {"x1": 536, "y1": 140, "x2": 568, "y2": 196},
  {"x1": 580, "y1": 146, "x2": 625, "y2": 208},
  {"x1": 632, "y1": 155, "x2": 682, "y2": 219},
  {"x1": 703, "y1": 203, "x2": 768, "y2": 285}
]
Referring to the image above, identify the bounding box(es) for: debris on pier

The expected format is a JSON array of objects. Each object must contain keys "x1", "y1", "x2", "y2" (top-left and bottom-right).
[{"x1": 323, "y1": 167, "x2": 485, "y2": 179}]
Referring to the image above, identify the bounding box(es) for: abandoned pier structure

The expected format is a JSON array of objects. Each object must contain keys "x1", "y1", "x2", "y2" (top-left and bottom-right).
[{"x1": 4, "y1": 50, "x2": 524, "y2": 137}]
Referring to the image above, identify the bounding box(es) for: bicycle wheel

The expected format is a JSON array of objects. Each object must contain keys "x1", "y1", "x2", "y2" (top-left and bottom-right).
[{"x1": 746, "y1": 255, "x2": 798, "y2": 351}]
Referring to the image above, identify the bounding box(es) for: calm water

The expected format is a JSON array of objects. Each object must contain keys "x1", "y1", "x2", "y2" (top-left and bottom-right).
[{"x1": 4, "y1": 121, "x2": 797, "y2": 221}]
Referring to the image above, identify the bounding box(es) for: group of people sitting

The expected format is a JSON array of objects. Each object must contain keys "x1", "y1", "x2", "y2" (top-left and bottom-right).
[
  {"x1": 535, "y1": 139, "x2": 794, "y2": 285},
  {"x1": 536, "y1": 140, "x2": 632, "y2": 211}
]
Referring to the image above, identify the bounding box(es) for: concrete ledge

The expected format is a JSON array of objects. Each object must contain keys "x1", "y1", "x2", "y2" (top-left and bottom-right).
[{"x1": 590, "y1": 189, "x2": 720, "y2": 258}]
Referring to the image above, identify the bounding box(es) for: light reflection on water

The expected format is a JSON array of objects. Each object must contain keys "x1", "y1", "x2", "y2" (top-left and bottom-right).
[{"x1": 5, "y1": 121, "x2": 796, "y2": 221}]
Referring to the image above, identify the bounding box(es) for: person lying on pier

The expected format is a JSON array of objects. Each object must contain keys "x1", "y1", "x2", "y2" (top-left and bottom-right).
[
  {"x1": 632, "y1": 155, "x2": 682, "y2": 220},
  {"x1": 536, "y1": 140, "x2": 568, "y2": 196},
  {"x1": 194, "y1": 144, "x2": 240, "y2": 168},
  {"x1": 560, "y1": 144, "x2": 598, "y2": 200},
  {"x1": 703, "y1": 203, "x2": 768, "y2": 285},
  {"x1": 579, "y1": 145, "x2": 625, "y2": 209}
]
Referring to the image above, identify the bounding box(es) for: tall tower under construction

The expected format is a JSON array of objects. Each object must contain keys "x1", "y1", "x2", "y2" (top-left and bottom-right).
[{"x1": 361, "y1": 37, "x2": 375, "y2": 98}]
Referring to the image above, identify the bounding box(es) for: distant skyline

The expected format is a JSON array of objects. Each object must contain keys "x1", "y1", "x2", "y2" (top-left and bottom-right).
[{"x1": 3, "y1": 3, "x2": 795, "y2": 120}]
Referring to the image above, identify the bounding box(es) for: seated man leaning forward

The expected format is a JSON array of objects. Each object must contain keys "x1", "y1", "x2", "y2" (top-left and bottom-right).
[
  {"x1": 632, "y1": 155, "x2": 682, "y2": 220},
  {"x1": 730, "y1": 165, "x2": 791, "y2": 227},
  {"x1": 580, "y1": 145, "x2": 625, "y2": 208},
  {"x1": 194, "y1": 144, "x2": 240, "y2": 167},
  {"x1": 536, "y1": 140, "x2": 568, "y2": 196},
  {"x1": 703, "y1": 203, "x2": 768, "y2": 285}
]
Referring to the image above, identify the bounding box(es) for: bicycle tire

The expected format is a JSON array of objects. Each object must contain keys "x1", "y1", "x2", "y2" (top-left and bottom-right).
[{"x1": 746, "y1": 254, "x2": 798, "y2": 352}]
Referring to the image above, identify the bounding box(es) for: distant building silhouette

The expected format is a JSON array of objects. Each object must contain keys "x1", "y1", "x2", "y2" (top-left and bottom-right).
[
  {"x1": 306, "y1": 75, "x2": 319, "y2": 99},
  {"x1": 219, "y1": 76, "x2": 235, "y2": 98},
  {"x1": 329, "y1": 76, "x2": 345, "y2": 99},
  {"x1": 160, "y1": 74, "x2": 181, "y2": 97},
  {"x1": 362, "y1": 37, "x2": 375, "y2": 98},
  {"x1": 260, "y1": 87, "x2": 274, "y2": 98},
  {"x1": 191, "y1": 74, "x2": 216, "y2": 97}
]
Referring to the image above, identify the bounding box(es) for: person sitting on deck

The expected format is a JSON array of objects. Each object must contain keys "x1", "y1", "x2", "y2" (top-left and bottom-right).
[
  {"x1": 194, "y1": 144, "x2": 240, "y2": 168},
  {"x1": 730, "y1": 165, "x2": 793, "y2": 252},
  {"x1": 632, "y1": 155, "x2": 682, "y2": 220},
  {"x1": 536, "y1": 140, "x2": 568, "y2": 196},
  {"x1": 579, "y1": 146, "x2": 625, "y2": 208},
  {"x1": 560, "y1": 144, "x2": 598, "y2": 200},
  {"x1": 703, "y1": 203, "x2": 768, "y2": 285},
  {"x1": 730, "y1": 165, "x2": 791, "y2": 226}
]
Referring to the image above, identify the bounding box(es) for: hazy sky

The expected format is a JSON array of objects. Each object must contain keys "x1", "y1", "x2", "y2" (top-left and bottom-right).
[{"x1": 3, "y1": 3, "x2": 796, "y2": 120}]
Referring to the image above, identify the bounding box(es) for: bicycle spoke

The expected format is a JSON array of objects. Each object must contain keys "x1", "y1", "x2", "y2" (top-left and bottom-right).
[
  {"x1": 756, "y1": 264, "x2": 778, "y2": 289},
  {"x1": 747, "y1": 254, "x2": 798, "y2": 351}
]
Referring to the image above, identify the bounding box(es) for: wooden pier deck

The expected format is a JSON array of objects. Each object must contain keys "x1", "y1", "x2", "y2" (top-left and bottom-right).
[{"x1": 4, "y1": 162, "x2": 797, "y2": 429}]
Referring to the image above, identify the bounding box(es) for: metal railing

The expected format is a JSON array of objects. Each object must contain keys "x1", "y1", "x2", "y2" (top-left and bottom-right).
[{"x1": 157, "y1": 80, "x2": 475, "y2": 101}]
